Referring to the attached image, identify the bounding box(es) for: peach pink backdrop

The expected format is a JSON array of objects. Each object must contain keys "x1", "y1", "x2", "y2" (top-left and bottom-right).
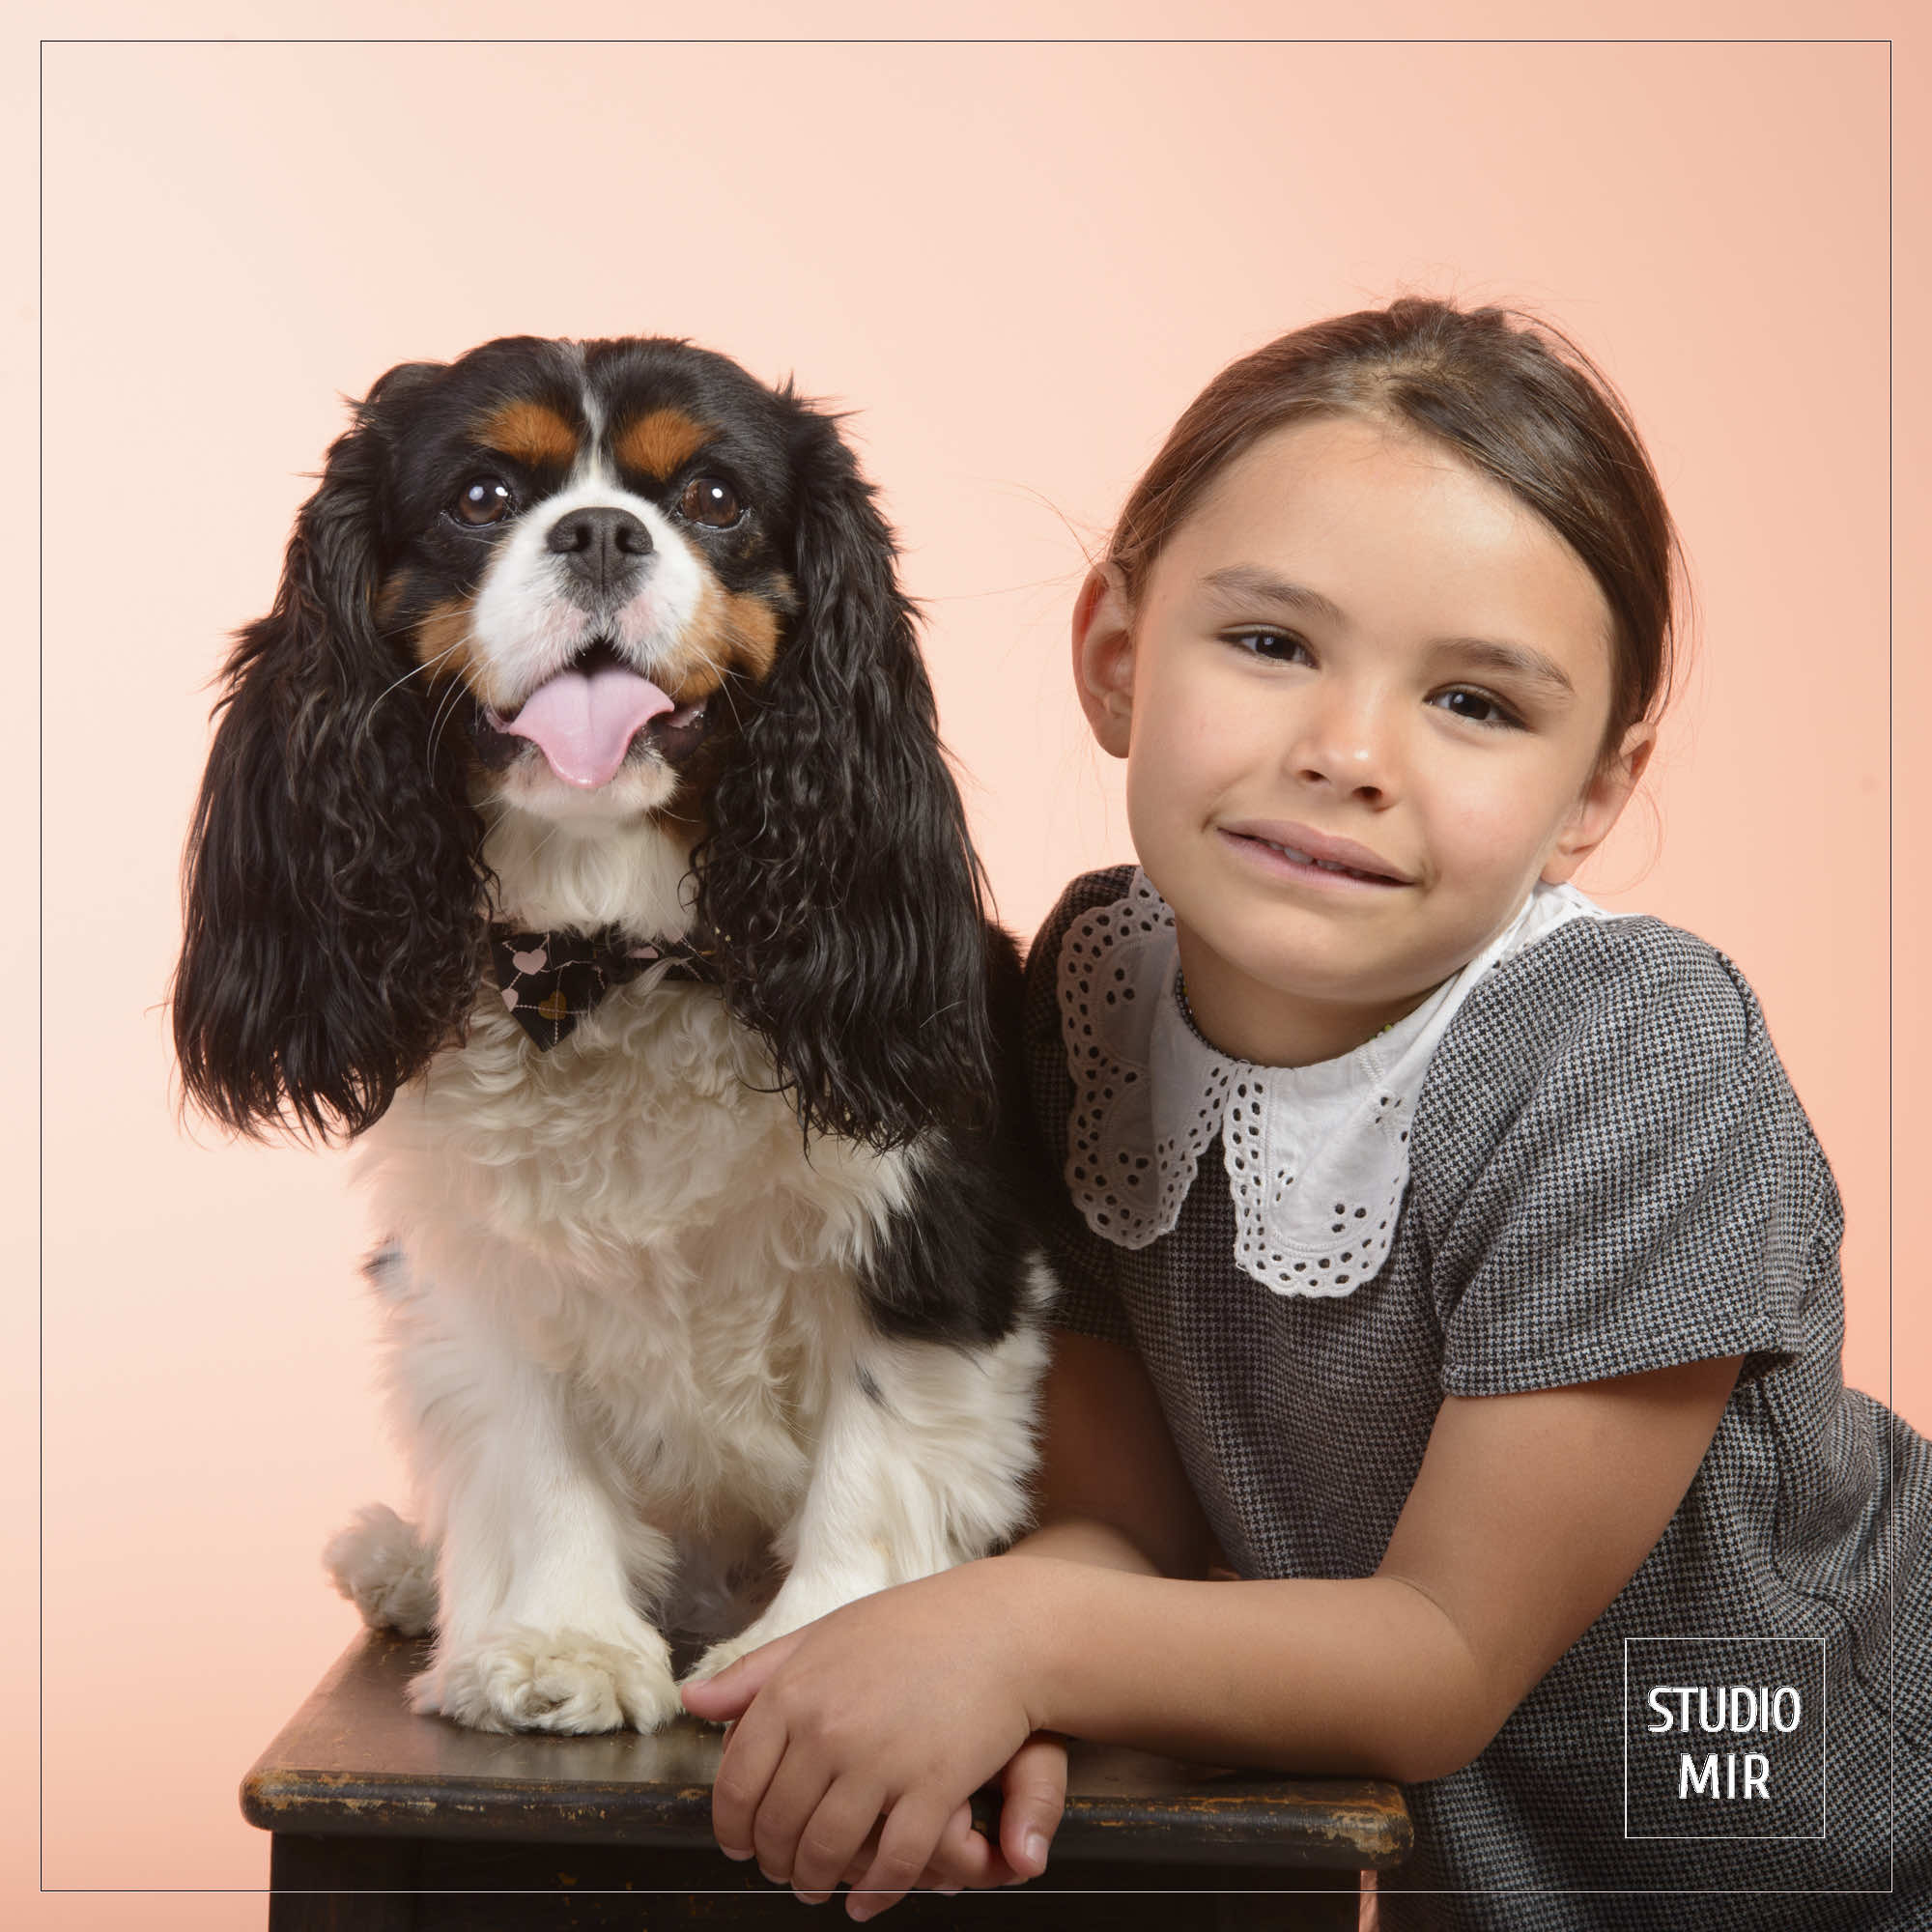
[{"x1": 15, "y1": 7, "x2": 1921, "y2": 1926}]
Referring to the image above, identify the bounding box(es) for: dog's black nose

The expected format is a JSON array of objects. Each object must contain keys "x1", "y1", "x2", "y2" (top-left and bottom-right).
[{"x1": 546, "y1": 506, "x2": 653, "y2": 592}]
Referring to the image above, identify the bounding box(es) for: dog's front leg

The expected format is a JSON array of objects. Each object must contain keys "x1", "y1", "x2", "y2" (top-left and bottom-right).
[
  {"x1": 685, "y1": 1314, "x2": 1047, "y2": 1683},
  {"x1": 404, "y1": 1307, "x2": 683, "y2": 1735}
]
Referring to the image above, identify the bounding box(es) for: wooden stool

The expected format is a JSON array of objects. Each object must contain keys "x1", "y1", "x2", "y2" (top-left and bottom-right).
[{"x1": 243, "y1": 1631, "x2": 1412, "y2": 1928}]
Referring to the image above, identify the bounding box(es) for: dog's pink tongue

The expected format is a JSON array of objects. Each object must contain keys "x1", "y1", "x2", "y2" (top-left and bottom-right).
[{"x1": 501, "y1": 667, "x2": 675, "y2": 788}]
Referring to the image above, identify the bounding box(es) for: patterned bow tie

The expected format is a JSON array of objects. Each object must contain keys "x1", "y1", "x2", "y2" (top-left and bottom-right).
[{"x1": 489, "y1": 924, "x2": 720, "y2": 1051}]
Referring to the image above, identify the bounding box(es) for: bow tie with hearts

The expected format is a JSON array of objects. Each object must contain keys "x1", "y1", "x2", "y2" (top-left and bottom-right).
[{"x1": 489, "y1": 925, "x2": 721, "y2": 1050}]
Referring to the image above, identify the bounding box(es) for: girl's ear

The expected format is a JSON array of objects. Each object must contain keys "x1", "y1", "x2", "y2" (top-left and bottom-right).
[
  {"x1": 1540, "y1": 722, "x2": 1657, "y2": 885},
  {"x1": 1070, "y1": 563, "x2": 1136, "y2": 758}
]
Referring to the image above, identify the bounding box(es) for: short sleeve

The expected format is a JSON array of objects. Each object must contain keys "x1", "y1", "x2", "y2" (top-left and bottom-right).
[
  {"x1": 1021, "y1": 868, "x2": 1138, "y2": 1345},
  {"x1": 1417, "y1": 919, "x2": 1826, "y2": 1399}
]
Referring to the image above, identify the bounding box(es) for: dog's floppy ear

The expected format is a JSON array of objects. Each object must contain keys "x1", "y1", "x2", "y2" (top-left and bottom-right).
[
  {"x1": 172, "y1": 361, "x2": 489, "y2": 1141},
  {"x1": 696, "y1": 401, "x2": 997, "y2": 1151}
]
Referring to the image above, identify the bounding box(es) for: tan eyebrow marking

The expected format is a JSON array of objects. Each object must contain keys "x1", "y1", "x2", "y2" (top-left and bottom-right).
[
  {"x1": 476, "y1": 399, "x2": 579, "y2": 469},
  {"x1": 615, "y1": 407, "x2": 711, "y2": 478}
]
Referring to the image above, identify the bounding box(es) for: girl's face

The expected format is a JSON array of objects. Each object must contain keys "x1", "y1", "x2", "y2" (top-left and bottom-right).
[{"x1": 1074, "y1": 413, "x2": 1653, "y2": 1067}]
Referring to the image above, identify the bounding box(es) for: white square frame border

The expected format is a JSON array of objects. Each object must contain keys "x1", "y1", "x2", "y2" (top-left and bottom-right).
[{"x1": 1622, "y1": 1634, "x2": 1831, "y2": 1842}]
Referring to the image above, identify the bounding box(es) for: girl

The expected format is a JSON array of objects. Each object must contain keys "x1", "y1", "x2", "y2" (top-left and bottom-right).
[{"x1": 682, "y1": 299, "x2": 1930, "y2": 1928}]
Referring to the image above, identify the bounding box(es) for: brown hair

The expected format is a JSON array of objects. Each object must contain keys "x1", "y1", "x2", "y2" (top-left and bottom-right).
[{"x1": 1106, "y1": 298, "x2": 1686, "y2": 757}]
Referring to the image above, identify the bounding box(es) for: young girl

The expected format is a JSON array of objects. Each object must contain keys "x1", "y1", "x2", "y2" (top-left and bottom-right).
[{"x1": 682, "y1": 300, "x2": 1930, "y2": 1928}]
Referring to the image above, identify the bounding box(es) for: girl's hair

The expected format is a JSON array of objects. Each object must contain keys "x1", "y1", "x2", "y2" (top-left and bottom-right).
[{"x1": 1106, "y1": 298, "x2": 1684, "y2": 757}]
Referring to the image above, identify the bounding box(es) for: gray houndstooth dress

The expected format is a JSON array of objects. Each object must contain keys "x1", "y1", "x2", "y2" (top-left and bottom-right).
[{"x1": 1026, "y1": 867, "x2": 1930, "y2": 1931}]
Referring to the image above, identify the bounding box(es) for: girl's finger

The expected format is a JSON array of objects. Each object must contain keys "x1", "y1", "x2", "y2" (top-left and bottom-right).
[
  {"x1": 838, "y1": 1822, "x2": 882, "y2": 1888},
  {"x1": 750, "y1": 1744, "x2": 842, "y2": 1889},
  {"x1": 791, "y1": 1776, "x2": 888, "y2": 1905},
  {"x1": 847, "y1": 1798, "x2": 952, "y2": 1921},
  {"x1": 708, "y1": 1706, "x2": 788, "y2": 1861},
  {"x1": 921, "y1": 1801, "x2": 1005, "y2": 1890},
  {"x1": 998, "y1": 1732, "x2": 1069, "y2": 1879},
  {"x1": 839, "y1": 1804, "x2": 1011, "y2": 1895}
]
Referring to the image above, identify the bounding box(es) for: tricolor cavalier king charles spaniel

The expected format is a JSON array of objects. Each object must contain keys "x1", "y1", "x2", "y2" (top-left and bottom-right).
[{"x1": 173, "y1": 336, "x2": 1048, "y2": 1734}]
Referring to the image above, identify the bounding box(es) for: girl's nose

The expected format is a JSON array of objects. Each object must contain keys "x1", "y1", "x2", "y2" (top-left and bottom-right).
[{"x1": 1284, "y1": 683, "x2": 1398, "y2": 804}]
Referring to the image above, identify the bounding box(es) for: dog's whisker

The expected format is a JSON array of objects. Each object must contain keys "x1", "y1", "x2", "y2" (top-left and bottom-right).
[
  {"x1": 376, "y1": 637, "x2": 465, "y2": 711},
  {"x1": 425, "y1": 673, "x2": 470, "y2": 771},
  {"x1": 683, "y1": 642, "x2": 747, "y2": 734}
]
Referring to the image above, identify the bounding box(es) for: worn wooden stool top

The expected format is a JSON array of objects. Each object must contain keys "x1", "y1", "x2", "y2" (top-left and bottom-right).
[
  {"x1": 243, "y1": 1631, "x2": 1411, "y2": 1928},
  {"x1": 246, "y1": 1630, "x2": 1410, "y2": 1866}
]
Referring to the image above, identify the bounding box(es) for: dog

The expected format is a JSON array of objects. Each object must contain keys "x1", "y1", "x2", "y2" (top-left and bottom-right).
[{"x1": 172, "y1": 334, "x2": 1049, "y2": 1734}]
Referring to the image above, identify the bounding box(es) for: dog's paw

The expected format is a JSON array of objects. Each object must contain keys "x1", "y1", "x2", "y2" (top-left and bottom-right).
[
  {"x1": 324, "y1": 1503, "x2": 440, "y2": 1636},
  {"x1": 411, "y1": 1625, "x2": 683, "y2": 1735}
]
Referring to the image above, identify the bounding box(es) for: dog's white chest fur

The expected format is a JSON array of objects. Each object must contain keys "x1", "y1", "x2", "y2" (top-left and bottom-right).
[{"x1": 359, "y1": 980, "x2": 915, "y2": 1537}]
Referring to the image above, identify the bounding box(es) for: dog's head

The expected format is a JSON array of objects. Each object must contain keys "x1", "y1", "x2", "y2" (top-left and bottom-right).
[{"x1": 173, "y1": 335, "x2": 995, "y2": 1149}]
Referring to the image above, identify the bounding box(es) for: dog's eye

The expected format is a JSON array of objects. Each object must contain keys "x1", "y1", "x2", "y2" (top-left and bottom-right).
[
  {"x1": 678, "y1": 477, "x2": 743, "y2": 528},
  {"x1": 454, "y1": 477, "x2": 517, "y2": 526}
]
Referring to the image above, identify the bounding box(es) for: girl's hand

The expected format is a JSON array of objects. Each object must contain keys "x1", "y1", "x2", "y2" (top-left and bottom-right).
[
  {"x1": 680, "y1": 1561, "x2": 1060, "y2": 1919},
  {"x1": 834, "y1": 1733, "x2": 1069, "y2": 1900}
]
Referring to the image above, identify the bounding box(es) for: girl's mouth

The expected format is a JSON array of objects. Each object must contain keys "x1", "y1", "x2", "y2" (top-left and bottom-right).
[{"x1": 1221, "y1": 829, "x2": 1408, "y2": 889}]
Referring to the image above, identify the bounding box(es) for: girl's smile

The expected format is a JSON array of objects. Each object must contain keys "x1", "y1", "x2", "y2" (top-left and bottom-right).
[
  {"x1": 1217, "y1": 818, "x2": 1415, "y2": 890},
  {"x1": 1075, "y1": 412, "x2": 1654, "y2": 1067}
]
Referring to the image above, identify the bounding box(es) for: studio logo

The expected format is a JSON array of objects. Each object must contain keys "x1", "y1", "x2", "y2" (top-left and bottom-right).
[{"x1": 1624, "y1": 1636, "x2": 1827, "y2": 1841}]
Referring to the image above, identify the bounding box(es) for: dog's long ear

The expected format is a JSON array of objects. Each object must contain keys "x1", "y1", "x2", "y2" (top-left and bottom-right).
[
  {"x1": 696, "y1": 403, "x2": 996, "y2": 1151},
  {"x1": 172, "y1": 362, "x2": 488, "y2": 1141}
]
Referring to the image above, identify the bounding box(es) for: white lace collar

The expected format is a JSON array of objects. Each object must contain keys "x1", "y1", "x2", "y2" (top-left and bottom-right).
[{"x1": 1057, "y1": 869, "x2": 1612, "y2": 1297}]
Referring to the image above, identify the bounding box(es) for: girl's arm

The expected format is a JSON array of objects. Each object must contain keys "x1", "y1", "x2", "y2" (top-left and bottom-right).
[
  {"x1": 1009, "y1": 1337, "x2": 1743, "y2": 1778},
  {"x1": 686, "y1": 1330, "x2": 1742, "y2": 1919}
]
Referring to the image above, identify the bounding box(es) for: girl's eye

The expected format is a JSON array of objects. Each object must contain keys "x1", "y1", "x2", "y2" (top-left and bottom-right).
[
  {"x1": 679, "y1": 476, "x2": 744, "y2": 528},
  {"x1": 1432, "y1": 687, "x2": 1522, "y2": 729},
  {"x1": 454, "y1": 477, "x2": 516, "y2": 526},
  {"x1": 1225, "y1": 628, "x2": 1311, "y2": 665}
]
